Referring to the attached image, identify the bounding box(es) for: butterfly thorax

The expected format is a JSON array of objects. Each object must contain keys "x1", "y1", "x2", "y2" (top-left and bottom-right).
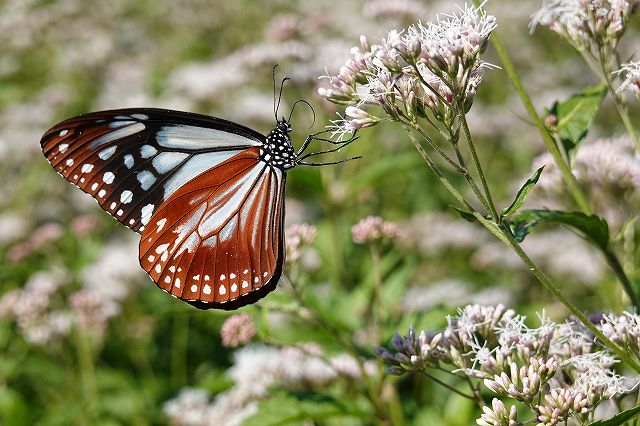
[{"x1": 260, "y1": 120, "x2": 296, "y2": 170}]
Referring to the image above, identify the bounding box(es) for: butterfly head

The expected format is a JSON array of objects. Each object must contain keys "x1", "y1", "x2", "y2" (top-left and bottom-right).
[{"x1": 262, "y1": 118, "x2": 296, "y2": 170}]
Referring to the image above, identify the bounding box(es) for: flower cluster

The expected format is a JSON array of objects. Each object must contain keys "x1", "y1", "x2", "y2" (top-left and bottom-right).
[
  {"x1": 375, "y1": 304, "x2": 640, "y2": 425},
  {"x1": 530, "y1": 0, "x2": 639, "y2": 52},
  {"x1": 163, "y1": 344, "x2": 376, "y2": 426},
  {"x1": 615, "y1": 61, "x2": 640, "y2": 97},
  {"x1": 220, "y1": 313, "x2": 256, "y2": 348},
  {"x1": 477, "y1": 398, "x2": 518, "y2": 426},
  {"x1": 285, "y1": 223, "x2": 318, "y2": 263},
  {"x1": 351, "y1": 215, "x2": 401, "y2": 244},
  {"x1": 531, "y1": 135, "x2": 640, "y2": 230},
  {"x1": 319, "y1": 3, "x2": 496, "y2": 137}
]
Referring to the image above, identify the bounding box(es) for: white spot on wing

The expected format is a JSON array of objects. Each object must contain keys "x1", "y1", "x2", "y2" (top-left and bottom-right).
[
  {"x1": 155, "y1": 243, "x2": 170, "y2": 254},
  {"x1": 137, "y1": 171, "x2": 156, "y2": 190},
  {"x1": 59, "y1": 129, "x2": 68, "y2": 137},
  {"x1": 152, "y1": 152, "x2": 189, "y2": 174},
  {"x1": 191, "y1": 284, "x2": 197, "y2": 292},
  {"x1": 66, "y1": 159, "x2": 74, "y2": 166},
  {"x1": 98, "y1": 146, "x2": 117, "y2": 160},
  {"x1": 140, "y1": 144, "x2": 158, "y2": 158},
  {"x1": 219, "y1": 285, "x2": 226, "y2": 295},
  {"x1": 89, "y1": 122, "x2": 145, "y2": 149},
  {"x1": 120, "y1": 190, "x2": 133, "y2": 204},
  {"x1": 157, "y1": 125, "x2": 261, "y2": 150},
  {"x1": 81, "y1": 164, "x2": 94, "y2": 173},
  {"x1": 203, "y1": 284, "x2": 211, "y2": 294},
  {"x1": 109, "y1": 120, "x2": 136, "y2": 129},
  {"x1": 103, "y1": 172, "x2": 115, "y2": 184},
  {"x1": 156, "y1": 218, "x2": 167, "y2": 232},
  {"x1": 141, "y1": 204, "x2": 154, "y2": 225},
  {"x1": 231, "y1": 283, "x2": 237, "y2": 292},
  {"x1": 59, "y1": 144, "x2": 69, "y2": 153},
  {"x1": 131, "y1": 113, "x2": 148, "y2": 120},
  {"x1": 124, "y1": 154, "x2": 134, "y2": 169},
  {"x1": 98, "y1": 189, "x2": 106, "y2": 198}
]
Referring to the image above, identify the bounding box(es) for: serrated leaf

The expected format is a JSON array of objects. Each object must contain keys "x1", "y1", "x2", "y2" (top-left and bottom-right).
[
  {"x1": 545, "y1": 83, "x2": 606, "y2": 158},
  {"x1": 505, "y1": 209, "x2": 609, "y2": 250},
  {"x1": 241, "y1": 391, "x2": 367, "y2": 426},
  {"x1": 588, "y1": 404, "x2": 640, "y2": 426},
  {"x1": 501, "y1": 166, "x2": 545, "y2": 218}
]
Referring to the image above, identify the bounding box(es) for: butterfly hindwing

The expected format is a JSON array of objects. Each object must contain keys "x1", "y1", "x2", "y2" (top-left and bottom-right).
[
  {"x1": 138, "y1": 147, "x2": 286, "y2": 310},
  {"x1": 40, "y1": 108, "x2": 264, "y2": 232}
]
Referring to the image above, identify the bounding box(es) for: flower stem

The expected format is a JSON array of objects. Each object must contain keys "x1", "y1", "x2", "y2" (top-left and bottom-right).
[
  {"x1": 402, "y1": 126, "x2": 475, "y2": 212},
  {"x1": 603, "y1": 248, "x2": 640, "y2": 308},
  {"x1": 370, "y1": 244, "x2": 383, "y2": 342},
  {"x1": 596, "y1": 47, "x2": 640, "y2": 151},
  {"x1": 419, "y1": 370, "x2": 476, "y2": 401},
  {"x1": 458, "y1": 112, "x2": 500, "y2": 222},
  {"x1": 408, "y1": 122, "x2": 493, "y2": 214},
  {"x1": 496, "y1": 223, "x2": 640, "y2": 374},
  {"x1": 489, "y1": 30, "x2": 592, "y2": 215}
]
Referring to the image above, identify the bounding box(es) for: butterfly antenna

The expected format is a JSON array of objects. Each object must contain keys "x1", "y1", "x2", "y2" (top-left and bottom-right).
[
  {"x1": 272, "y1": 64, "x2": 279, "y2": 122},
  {"x1": 276, "y1": 77, "x2": 290, "y2": 121},
  {"x1": 288, "y1": 99, "x2": 316, "y2": 128}
]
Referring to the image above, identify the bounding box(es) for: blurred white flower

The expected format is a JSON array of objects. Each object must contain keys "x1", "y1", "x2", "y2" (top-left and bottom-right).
[
  {"x1": 81, "y1": 236, "x2": 143, "y2": 302},
  {"x1": 530, "y1": 0, "x2": 639, "y2": 50},
  {"x1": 531, "y1": 135, "x2": 640, "y2": 230},
  {"x1": 614, "y1": 60, "x2": 640, "y2": 97}
]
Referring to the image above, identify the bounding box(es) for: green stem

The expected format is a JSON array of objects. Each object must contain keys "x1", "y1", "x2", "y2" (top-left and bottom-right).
[
  {"x1": 458, "y1": 113, "x2": 500, "y2": 222},
  {"x1": 408, "y1": 121, "x2": 493, "y2": 215},
  {"x1": 497, "y1": 224, "x2": 640, "y2": 374},
  {"x1": 402, "y1": 126, "x2": 475, "y2": 212},
  {"x1": 597, "y1": 49, "x2": 640, "y2": 151},
  {"x1": 370, "y1": 244, "x2": 383, "y2": 343},
  {"x1": 76, "y1": 332, "x2": 98, "y2": 419},
  {"x1": 419, "y1": 370, "x2": 476, "y2": 401},
  {"x1": 489, "y1": 31, "x2": 592, "y2": 215},
  {"x1": 603, "y1": 248, "x2": 640, "y2": 308},
  {"x1": 170, "y1": 315, "x2": 188, "y2": 387}
]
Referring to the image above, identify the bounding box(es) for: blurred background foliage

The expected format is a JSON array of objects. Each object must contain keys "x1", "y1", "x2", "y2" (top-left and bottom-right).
[{"x1": 0, "y1": 0, "x2": 638, "y2": 425}]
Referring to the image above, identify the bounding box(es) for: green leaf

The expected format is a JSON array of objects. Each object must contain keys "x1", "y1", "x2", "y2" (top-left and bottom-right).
[
  {"x1": 588, "y1": 404, "x2": 640, "y2": 426},
  {"x1": 501, "y1": 166, "x2": 545, "y2": 218},
  {"x1": 545, "y1": 83, "x2": 607, "y2": 159},
  {"x1": 241, "y1": 391, "x2": 367, "y2": 426},
  {"x1": 449, "y1": 206, "x2": 478, "y2": 223},
  {"x1": 506, "y1": 209, "x2": 609, "y2": 250}
]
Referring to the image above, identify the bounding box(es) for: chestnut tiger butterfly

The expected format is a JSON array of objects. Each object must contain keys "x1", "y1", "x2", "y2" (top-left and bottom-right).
[{"x1": 40, "y1": 84, "x2": 358, "y2": 310}]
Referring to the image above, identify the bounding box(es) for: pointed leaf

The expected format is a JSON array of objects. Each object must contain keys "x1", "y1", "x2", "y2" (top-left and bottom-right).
[
  {"x1": 588, "y1": 405, "x2": 640, "y2": 426},
  {"x1": 505, "y1": 209, "x2": 609, "y2": 250},
  {"x1": 449, "y1": 206, "x2": 478, "y2": 223},
  {"x1": 501, "y1": 166, "x2": 545, "y2": 218},
  {"x1": 545, "y1": 83, "x2": 607, "y2": 158}
]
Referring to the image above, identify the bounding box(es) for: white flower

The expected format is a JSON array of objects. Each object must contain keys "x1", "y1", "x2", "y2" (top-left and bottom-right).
[
  {"x1": 614, "y1": 61, "x2": 640, "y2": 97},
  {"x1": 530, "y1": 0, "x2": 639, "y2": 49}
]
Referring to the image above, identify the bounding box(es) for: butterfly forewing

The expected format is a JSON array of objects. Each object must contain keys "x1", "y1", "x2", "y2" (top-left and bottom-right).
[
  {"x1": 138, "y1": 147, "x2": 286, "y2": 310},
  {"x1": 40, "y1": 108, "x2": 264, "y2": 232}
]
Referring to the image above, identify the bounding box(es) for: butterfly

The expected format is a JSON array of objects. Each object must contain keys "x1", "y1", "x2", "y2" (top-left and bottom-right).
[{"x1": 40, "y1": 98, "x2": 358, "y2": 310}]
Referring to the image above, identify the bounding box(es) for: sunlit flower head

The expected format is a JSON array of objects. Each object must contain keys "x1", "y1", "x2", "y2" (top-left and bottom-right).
[
  {"x1": 319, "y1": 2, "x2": 496, "y2": 138},
  {"x1": 614, "y1": 61, "x2": 640, "y2": 97}
]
